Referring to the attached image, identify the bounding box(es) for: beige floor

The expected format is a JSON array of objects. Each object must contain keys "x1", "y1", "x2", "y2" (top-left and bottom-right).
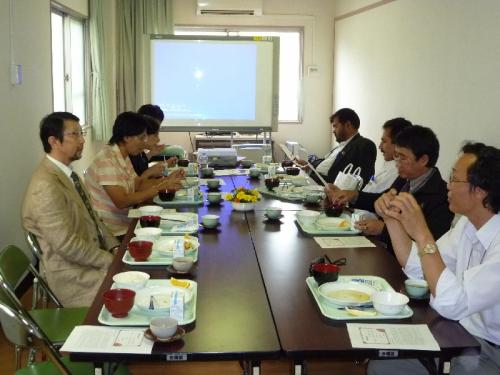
[{"x1": 0, "y1": 288, "x2": 367, "y2": 374}]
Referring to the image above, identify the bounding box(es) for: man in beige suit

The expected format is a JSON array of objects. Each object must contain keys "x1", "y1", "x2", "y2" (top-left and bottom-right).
[{"x1": 22, "y1": 112, "x2": 117, "y2": 307}]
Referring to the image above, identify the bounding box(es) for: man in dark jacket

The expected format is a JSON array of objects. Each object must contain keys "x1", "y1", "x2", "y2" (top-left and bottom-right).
[
  {"x1": 297, "y1": 108, "x2": 377, "y2": 187},
  {"x1": 327, "y1": 125, "x2": 454, "y2": 255}
]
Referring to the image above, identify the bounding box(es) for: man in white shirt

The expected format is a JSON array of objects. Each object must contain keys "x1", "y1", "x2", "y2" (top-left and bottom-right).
[{"x1": 368, "y1": 142, "x2": 500, "y2": 374}]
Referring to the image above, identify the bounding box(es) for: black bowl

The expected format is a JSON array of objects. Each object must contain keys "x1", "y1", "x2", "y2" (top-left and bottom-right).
[
  {"x1": 285, "y1": 167, "x2": 300, "y2": 176},
  {"x1": 309, "y1": 263, "x2": 340, "y2": 285},
  {"x1": 281, "y1": 160, "x2": 294, "y2": 168},
  {"x1": 324, "y1": 204, "x2": 343, "y2": 217},
  {"x1": 139, "y1": 215, "x2": 161, "y2": 228},
  {"x1": 264, "y1": 178, "x2": 280, "y2": 191},
  {"x1": 159, "y1": 190, "x2": 176, "y2": 202},
  {"x1": 177, "y1": 159, "x2": 189, "y2": 167}
]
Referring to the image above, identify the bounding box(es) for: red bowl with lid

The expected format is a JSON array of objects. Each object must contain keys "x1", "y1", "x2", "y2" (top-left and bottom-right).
[
  {"x1": 102, "y1": 288, "x2": 136, "y2": 318},
  {"x1": 310, "y1": 263, "x2": 341, "y2": 285},
  {"x1": 128, "y1": 240, "x2": 153, "y2": 261}
]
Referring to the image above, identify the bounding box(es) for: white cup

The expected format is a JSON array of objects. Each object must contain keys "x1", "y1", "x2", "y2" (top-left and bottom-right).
[{"x1": 265, "y1": 207, "x2": 282, "y2": 219}]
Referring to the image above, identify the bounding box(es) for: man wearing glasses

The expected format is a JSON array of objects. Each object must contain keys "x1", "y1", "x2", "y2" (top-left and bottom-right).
[
  {"x1": 369, "y1": 143, "x2": 500, "y2": 374},
  {"x1": 22, "y1": 112, "x2": 117, "y2": 307},
  {"x1": 327, "y1": 125, "x2": 454, "y2": 255}
]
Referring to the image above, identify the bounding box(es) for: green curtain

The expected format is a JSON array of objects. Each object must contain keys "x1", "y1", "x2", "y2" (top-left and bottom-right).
[
  {"x1": 89, "y1": 0, "x2": 111, "y2": 141},
  {"x1": 116, "y1": 0, "x2": 173, "y2": 114}
]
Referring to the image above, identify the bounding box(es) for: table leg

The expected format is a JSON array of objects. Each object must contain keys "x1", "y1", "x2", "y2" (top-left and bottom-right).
[
  {"x1": 293, "y1": 360, "x2": 307, "y2": 375},
  {"x1": 241, "y1": 360, "x2": 261, "y2": 375}
]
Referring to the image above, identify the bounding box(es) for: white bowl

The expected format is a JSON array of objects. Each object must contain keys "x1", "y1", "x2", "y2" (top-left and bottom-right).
[
  {"x1": 206, "y1": 179, "x2": 220, "y2": 189},
  {"x1": 172, "y1": 256, "x2": 194, "y2": 272},
  {"x1": 265, "y1": 207, "x2": 282, "y2": 219},
  {"x1": 372, "y1": 291, "x2": 409, "y2": 315},
  {"x1": 134, "y1": 227, "x2": 162, "y2": 242},
  {"x1": 318, "y1": 281, "x2": 377, "y2": 307},
  {"x1": 296, "y1": 210, "x2": 321, "y2": 225},
  {"x1": 112, "y1": 271, "x2": 150, "y2": 290},
  {"x1": 150, "y1": 317, "x2": 178, "y2": 339},
  {"x1": 202, "y1": 214, "x2": 219, "y2": 228},
  {"x1": 231, "y1": 202, "x2": 256, "y2": 211},
  {"x1": 139, "y1": 205, "x2": 162, "y2": 216},
  {"x1": 404, "y1": 279, "x2": 429, "y2": 298}
]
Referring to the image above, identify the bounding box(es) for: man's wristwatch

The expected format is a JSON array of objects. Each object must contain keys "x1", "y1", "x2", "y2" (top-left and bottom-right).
[{"x1": 418, "y1": 242, "x2": 438, "y2": 258}]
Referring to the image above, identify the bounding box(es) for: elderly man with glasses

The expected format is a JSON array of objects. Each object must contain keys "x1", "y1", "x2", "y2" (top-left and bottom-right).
[
  {"x1": 368, "y1": 143, "x2": 500, "y2": 374},
  {"x1": 327, "y1": 125, "x2": 454, "y2": 255},
  {"x1": 22, "y1": 112, "x2": 118, "y2": 307}
]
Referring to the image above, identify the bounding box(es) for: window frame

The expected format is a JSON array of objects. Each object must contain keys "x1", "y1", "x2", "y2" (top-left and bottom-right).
[
  {"x1": 175, "y1": 25, "x2": 304, "y2": 124},
  {"x1": 50, "y1": 4, "x2": 90, "y2": 127}
]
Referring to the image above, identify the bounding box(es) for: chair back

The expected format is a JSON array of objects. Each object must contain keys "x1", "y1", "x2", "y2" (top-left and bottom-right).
[
  {"x1": 0, "y1": 301, "x2": 71, "y2": 374},
  {"x1": 25, "y1": 232, "x2": 43, "y2": 261},
  {"x1": 0, "y1": 245, "x2": 63, "y2": 308}
]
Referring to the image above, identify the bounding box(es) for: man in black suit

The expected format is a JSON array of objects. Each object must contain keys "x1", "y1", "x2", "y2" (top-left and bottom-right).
[
  {"x1": 297, "y1": 108, "x2": 377, "y2": 187},
  {"x1": 327, "y1": 125, "x2": 454, "y2": 255}
]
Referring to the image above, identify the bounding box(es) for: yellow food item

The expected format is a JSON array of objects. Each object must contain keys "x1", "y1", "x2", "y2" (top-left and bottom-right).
[
  {"x1": 170, "y1": 277, "x2": 190, "y2": 288},
  {"x1": 339, "y1": 220, "x2": 349, "y2": 228},
  {"x1": 345, "y1": 308, "x2": 377, "y2": 317},
  {"x1": 183, "y1": 234, "x2": 194, "y2": 250},
  {"x1": 328, "y1": 290, "x2": 371, "y2": 303}
]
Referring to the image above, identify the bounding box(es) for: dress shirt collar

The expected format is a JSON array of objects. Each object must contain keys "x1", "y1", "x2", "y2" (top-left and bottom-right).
[
  {"x1": 46, "y1": 154, "x2": 73, "y2": 180},
  {"x1": 409, "y1": 167, "x2": 435, "y2": 192},
  {"x1": 465, "y1": 214, "x2": 500, "y2": 250}
]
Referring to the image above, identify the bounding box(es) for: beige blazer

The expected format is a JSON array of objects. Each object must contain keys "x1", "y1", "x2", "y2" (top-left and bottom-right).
[{"x1": 22, "y1": 157, "x2": 117, "y2": 307}]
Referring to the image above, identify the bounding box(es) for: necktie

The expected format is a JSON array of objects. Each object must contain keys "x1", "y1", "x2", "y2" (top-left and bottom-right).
[
  {"x1": 70, "y1": 172, "x2": 107, "y2": 249},
  {"x1": 400, "y1": 180, "x2": 411, "y2": 192}
]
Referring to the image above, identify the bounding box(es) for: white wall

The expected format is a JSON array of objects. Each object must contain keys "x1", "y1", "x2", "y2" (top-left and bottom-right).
[
  {"x1": 157, "y1": 0, "x2": 338, "y2": 159},
  {"x1": 0, "y1": 0, "x2": 87, "y2": 251},
  {"x1": 334, "y1": 0, "x2": 500, "y2": 175}
]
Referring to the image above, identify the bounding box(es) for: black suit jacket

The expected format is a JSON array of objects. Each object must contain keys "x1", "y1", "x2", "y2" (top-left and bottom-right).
[
  {"x1": 311, "y1": 133, "x2": 377, "y2": 188},
  {"x1": 355, "y1": 168, "x2": 454, "y2": 255}
]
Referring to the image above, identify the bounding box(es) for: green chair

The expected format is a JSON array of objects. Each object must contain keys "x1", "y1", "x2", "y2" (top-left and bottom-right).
[
  {"x1": 0, "y1": 245, "x2": 88, "y2": 347},
  {"x1": 0, "y1": 301, "x2": 130, "y2": 375}
]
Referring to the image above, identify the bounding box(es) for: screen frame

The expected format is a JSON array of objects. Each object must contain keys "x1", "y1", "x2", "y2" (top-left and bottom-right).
[{"x1": 150, "y1": 34, "x2": 279, "y2": 132}]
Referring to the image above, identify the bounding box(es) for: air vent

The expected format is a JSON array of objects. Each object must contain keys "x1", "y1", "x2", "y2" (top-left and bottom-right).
[{"x1": 197, "y1": 0, "x2": 263, "y2": 16}]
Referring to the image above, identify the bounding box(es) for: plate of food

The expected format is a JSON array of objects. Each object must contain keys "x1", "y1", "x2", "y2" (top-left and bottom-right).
[
  {"x1": 315, "y1": 217, "x2": 351, "y2": 231},
  {"x1": 135, "y1": 285, "x2": 193, "y2": 316},
  {"x1": 152, "y1": 235, "x2": 199, "y2": 257},
  {"x1": 318, "y1": 281, "x2": 377, "y2": 307}
]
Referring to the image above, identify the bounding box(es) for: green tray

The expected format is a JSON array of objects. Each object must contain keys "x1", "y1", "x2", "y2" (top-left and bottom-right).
[
  {"x1": 296, "y1": 213, "x2": 361, "y2": 236},
  {"x1": 122, "y1": 247, "x2": 198, "y2": 266},
  {"x1": 257, "y1": 186, "x2": 305, "y2": 202},
  {"x1": 98, "y1": 279, "x2": 196, "y2": 326},
  {"x1": 306, "y1": 275, "x2": 413, "y2": 320},
  {"x1": 153, "y1": 191, "x2": 204, "y2": 207},
  {"x1": 135, "y1": 212, "x2": 199, "y2": 235}
]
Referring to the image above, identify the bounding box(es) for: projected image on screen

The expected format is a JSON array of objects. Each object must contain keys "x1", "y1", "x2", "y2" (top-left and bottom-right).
[{"x1": 152, "y1": 41, "x2": 257, "y2": 121}]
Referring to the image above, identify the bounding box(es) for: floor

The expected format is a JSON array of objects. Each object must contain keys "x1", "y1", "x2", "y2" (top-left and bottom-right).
[{"x1": 0, "y1": 288, "x2": 367, "y2": 374}]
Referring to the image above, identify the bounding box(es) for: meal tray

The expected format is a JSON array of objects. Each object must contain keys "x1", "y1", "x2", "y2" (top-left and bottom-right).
[
  {"x1": 135, "y1": 212, "x2": 199, "y2": 235},
  {"x1": 199, "y1": 178, "x2": 226, "y2": 186},
  {"x1": 122, "y1": 248, "x2": 198, "y2": 266},
  {"x1": 295, "y1": 213, "x2": 361, "y2": 236},
  {"x1": 257, "y1": 186, "x2": 305, "y2": 202},
  {"x1": 153, "y1": 191, "x2": 204, "y2": 207},
  {"x1": 98, "y1": 279, "x2": 197, "y2": 326},
  {"x1": 306, "y1": 275, "x2": 413, "y2": 320}
]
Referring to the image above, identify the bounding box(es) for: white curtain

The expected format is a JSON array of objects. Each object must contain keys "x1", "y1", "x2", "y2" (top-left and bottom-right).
[
  {"x1": 116, "y1": 0, "x2": 173, "y2": 113},
  {"x1": 89, "y1": 0, "x2": 111, "y2": 141}
]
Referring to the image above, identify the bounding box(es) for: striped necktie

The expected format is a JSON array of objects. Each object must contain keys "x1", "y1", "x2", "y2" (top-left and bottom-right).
[
  {"x1": 400, "y1": 180, "x2": 411, "y2": 192},
  {"x1": 70, "y1": 172, "x2": 107, "y2": 249}
]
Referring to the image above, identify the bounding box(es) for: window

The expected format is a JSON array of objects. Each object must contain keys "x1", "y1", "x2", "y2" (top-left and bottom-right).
[
  {"x1": 51, "y1": 8, "x2": 87, "y2": 124},
  {"x1": 175, "y1": 27, "x2": 303, "y2": 123}
]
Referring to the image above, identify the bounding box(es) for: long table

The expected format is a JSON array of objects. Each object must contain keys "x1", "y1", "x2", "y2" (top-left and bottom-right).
[{"x1": 70, "y1": 174, "x2": 479, "y2": 374}]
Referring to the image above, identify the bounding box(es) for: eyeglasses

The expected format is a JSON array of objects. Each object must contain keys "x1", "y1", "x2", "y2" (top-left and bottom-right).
[
  {"x1": 393, "y1": 153, "x2": 412, "y2": 163},
  {"x1": 448, "y1": 174, "x2": 468, "y2": 184},
  {"x1": 64, "y1": 130, "x2": 87, "y2": 138}
]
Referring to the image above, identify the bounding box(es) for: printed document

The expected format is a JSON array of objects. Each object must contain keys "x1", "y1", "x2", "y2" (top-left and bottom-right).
[
  {"x1": 347, "y1": 323, "x2": 440, "y2": 351},
  {"x1": 314, "y1": 236, "x2": 376, "y2": 249}
]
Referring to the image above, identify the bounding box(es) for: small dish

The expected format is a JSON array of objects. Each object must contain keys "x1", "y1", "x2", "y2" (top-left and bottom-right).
[
  {"x1": 207, "y1": 199, "x2": 223, "y2": 205},
  {"x1": 166, "y1": 264, "x2": 192, "y2": 275},
  {"x1": 144, "y1": 327, "x2": 185, "y2": 343},
  {"x1": 200, "y1": 222, "x2": 221, "y2": 230},
  {"x1": 264, "y1": 213, "x2": 284, "y2": 221}
]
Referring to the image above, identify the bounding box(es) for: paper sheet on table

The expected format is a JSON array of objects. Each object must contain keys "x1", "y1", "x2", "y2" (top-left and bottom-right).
[
  {"x1": 213, "y1": 169, "x2": 248, "y2": 176},
  {"x1": 199, "y1": 178, "x2": 226, "y2": 186},
  {"x1": 60, "y1": 325, "x2": 154, "y2": 354},
  {"x1": 347, "y1": 323, "x2": 440, "y2": 351},
  {"x1": 314, "y1": 236, "x2": 376, "y2": 249},
  {"x1": 128, "y1": 208, "x2": 175, "y2": 218}
]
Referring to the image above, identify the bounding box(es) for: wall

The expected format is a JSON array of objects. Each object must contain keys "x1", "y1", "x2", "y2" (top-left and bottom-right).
[
  {"x1": 0, "y1": 0, "x2": 88, "y2": 251},
  {"x1": 156, "y1": 0, "x2": 338, "y2": 159},
  {"x1": 334, "y1": 0, "x2": 500, "y2": 175}
]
